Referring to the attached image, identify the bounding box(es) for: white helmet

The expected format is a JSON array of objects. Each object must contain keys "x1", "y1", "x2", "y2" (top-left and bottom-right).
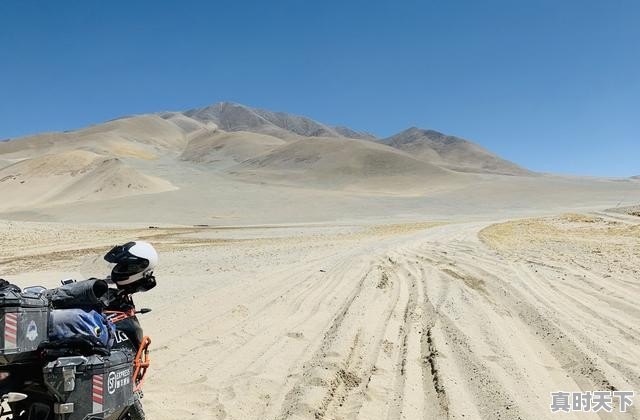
[{"x1": 104, "y1": 241, "x2": 158, "y2": 292}]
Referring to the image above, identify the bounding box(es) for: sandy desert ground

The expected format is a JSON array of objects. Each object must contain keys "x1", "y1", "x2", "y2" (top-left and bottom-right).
[{"x1": 1, "y1": 210, "x2": 639, "y2": 420}]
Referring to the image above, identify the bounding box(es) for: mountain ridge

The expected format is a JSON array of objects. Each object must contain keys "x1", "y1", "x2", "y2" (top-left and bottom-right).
[
  {"x1": 1, "y1": 102, "x2": 638, "y2": 222},
  {"x1": 182, "y1": 102, "x2": 376, "y2": 141},
  {"x1": 382, "y1": 127, "x2": 530, "y2": 176},
  {"x1": 176, "y1": 102, "x2": 530, "y2": 176},
  {"x1": 1, "y1": 101, "x2": 530, "y2": 179}
]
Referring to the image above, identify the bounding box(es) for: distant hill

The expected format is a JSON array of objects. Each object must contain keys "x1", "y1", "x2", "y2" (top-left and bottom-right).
[
  {"x1": 227, "y1": 136, "x2": 466, "y2": 193},
  {"x1": 179, "y1": 103, "x2": 527, "y2": 176},
  {"x1": 0, "y1": 150, "x2": 175, "y2": 211},
  {"x1": 0, "y1": 101, "x2": 637, "y2": 223},
  {"x1": 333, "y1": 126, "x2": 377, "y2": 141},
  {"x1": 0, "y1": 101, "x2": 541, "y2": 211},
  {"x1": 632, "y1": 176, "x2": 640, "y2": 180},
  {"x1": 180, "y1": 130, "x2": 285, "y2": 168},
  {"x1": 381, "y1": 127, "x2": 531, "y2": 176},
  {"x1": 0, "y1": 115, "x2": 191, "y2": 160},
  {"x1": 182, "y1": 102, "x2": 375, "y2": 141},
  {"x1": 2, "y1": 102, "x2": 526, "y2": 178}
]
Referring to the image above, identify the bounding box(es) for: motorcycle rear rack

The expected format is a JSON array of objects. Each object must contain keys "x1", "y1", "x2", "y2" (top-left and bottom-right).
[
  {"x1": 133, "y1": 336, "x2": 151, "y2": 392},
  {"x1": 104, "y1": 309, "x2": 152, "y2": 392}
]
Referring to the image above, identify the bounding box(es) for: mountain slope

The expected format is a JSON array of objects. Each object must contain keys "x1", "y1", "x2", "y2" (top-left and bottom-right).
[
  {"x1": 0, "y1": 150, "x2": 176, "y2": 210},
  {"x1": 0, "y1": 102, "x2": 533, "y2": 205},
  {"x1": 183, "y1": 102, "x2": 374, "y2": 141},
  {"x1": 181, "y1": 130, "x2": 286, "y2": 167},
  {"x1": 333, "y1": 126, "x2": 377, "y2": 141},
  {"x1": 159, "y1": 112, "x2": 213, "y2": 134},
  {"x1": 0, "y1": 159, "x2": 12, "y2": 170},
  {"x1": 228, "y1": 136, "x2": 466, "y2": 193},
  {"x1": 0, "y1": 115, "x2": 192, "y2": 160},
  {"x1": 382, "y1": 127, "x2": 531, "y2": 176}
]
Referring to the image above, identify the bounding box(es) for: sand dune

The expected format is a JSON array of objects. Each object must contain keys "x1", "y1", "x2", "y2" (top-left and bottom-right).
[
  {"x1": 0, "y1": 150, "x2": 175, "y2": 210},
  {"x1": 383, "y1": 127, "x2": 530, "y2": 176}
]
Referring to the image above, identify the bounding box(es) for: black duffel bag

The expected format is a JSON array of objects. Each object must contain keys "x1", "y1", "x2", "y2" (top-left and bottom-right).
[{"x1": 45, "y1": 279, "x2": 109, "y2": 310}]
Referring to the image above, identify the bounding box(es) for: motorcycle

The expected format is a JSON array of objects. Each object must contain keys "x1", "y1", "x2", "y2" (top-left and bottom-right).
[{"x1": 0, "y1": 279, "x2": 152, "y2": 420}]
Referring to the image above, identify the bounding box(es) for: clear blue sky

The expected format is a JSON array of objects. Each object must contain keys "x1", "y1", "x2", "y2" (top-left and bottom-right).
[{"x1": 1, "y1": 0, "x2": 638, "y2": 176}]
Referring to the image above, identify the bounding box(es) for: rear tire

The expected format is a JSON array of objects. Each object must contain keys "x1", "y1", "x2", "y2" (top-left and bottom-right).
[{"x1": 127, "y1": 398, "x2": 145, "y2": 420}]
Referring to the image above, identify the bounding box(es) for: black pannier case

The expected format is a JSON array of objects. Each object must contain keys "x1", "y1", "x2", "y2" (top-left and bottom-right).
[
  {"x1": 0, "y1": 289, "x2": 49, "y2": 364},
  {"x1": 43, "y1": 350, "x2": 135, "y2": 420}
]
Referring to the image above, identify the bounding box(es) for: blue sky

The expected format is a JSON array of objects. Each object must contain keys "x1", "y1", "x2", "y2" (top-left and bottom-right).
[{"x1": 0, "y1": 0, "x2": 638, "y2": 176}]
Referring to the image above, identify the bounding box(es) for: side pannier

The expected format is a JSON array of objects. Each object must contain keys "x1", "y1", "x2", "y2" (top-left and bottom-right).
[
  {"x1": 43, "y1": 350, "x2": 135, "y2": 420},
  {"x1": 0, "y1": 288, "x2": 49, "y2": 364}
]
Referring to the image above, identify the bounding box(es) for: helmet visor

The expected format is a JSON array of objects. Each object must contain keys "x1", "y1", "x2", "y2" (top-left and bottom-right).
[{"x1": 112, "y1": 259, "x2": 150, "y2": 278}]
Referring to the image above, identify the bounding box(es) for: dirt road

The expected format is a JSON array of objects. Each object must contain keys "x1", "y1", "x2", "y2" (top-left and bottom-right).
[
  {"x1": 137, "y1": 217, "x2": 639, "y2": 419},
  {"x1": 2, "y1": 216, "x2": 638, "y2": 419}
]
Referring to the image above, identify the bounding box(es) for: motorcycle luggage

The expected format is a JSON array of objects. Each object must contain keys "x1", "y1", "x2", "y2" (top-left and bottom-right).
[
  {"x1": 49, "y1": 309, "x2": 115, "y2": 349},
  {"x1": 46, "y1": 279, "x2": 109, "y2": 310},
  {"x1": 43, "y1": 350, "x2": 135, "y2": 420},
  {"x1": 0, "y1": 289, "x2": 49, "y2": 364}
]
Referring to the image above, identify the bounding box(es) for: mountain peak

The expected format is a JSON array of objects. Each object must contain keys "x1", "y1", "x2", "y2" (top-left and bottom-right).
[
  {"x1": 385, "y1": 127, "x2": 467, "y2": 147},
  {"x1": 334, "y1": 126, "x2": 378, "y2": 141},
  {"x1": 183, "y1": 102, "x2": 375, "y2": 141},
  {"x1": 382, "y1": 127, "x2": 530, "y2": 176}
]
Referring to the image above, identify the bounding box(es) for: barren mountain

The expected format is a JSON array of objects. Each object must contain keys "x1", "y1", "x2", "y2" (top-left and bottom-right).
[
  {"x1": 0, "y1": 150, "x2": 175, "y2": 211},
  {"x1": 333, "y1": 126, "x2": 377, "y2": 140},
  {"x1": 1, "y1": 101, "x2": 636, "y2": 224},
  {"x1": 382, "y1": 127, "x2": 531, "y2": 176},
  {"x1": 183, "y1": 102, "x2": 373, "y2": 140},
  {"x1": 0, "y1": 115, "x2": 191, "y2": 160},
  {"x1": 180, "y1": 130, "x2": 285, "y2": 167},
  {"x1": 158, "y1": 112, "x2": 213, "y2": 134},
  {"x1": 632, "y1": 175, "x2": 640, "y2": 180},
  {"x1": 228, "y1": 136, "x2": 466, "y2": 193}
]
